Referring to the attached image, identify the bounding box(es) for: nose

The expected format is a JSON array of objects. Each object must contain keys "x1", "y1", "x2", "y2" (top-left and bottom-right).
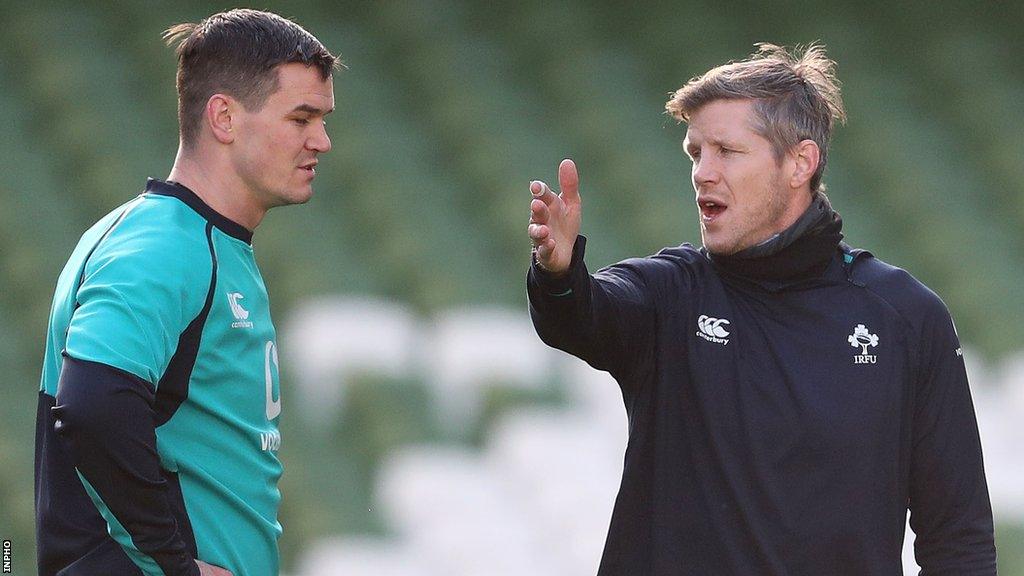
[
  {"x1": 307, "y1": 122, "x2": 332, "y2": 153},
  {"x1": 692, "y1": 154, "x2": 720, "y2": 190}
]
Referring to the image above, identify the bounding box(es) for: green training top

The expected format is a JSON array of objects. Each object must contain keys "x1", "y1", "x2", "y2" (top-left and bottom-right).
[{"x1": 38, "y1": 178, "x2": 283, "y2": 575}]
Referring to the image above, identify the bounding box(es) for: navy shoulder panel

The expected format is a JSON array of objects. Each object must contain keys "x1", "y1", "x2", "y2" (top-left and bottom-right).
[
  {"x1": 609, "y1": 243, "x2": 708, "y2": 295},
  {"x1": 645, "y1": 243, "x2": 708, "y2": 277},
  {"x1": 845, "y1": 249, "x2": 952, "y2": 333},
  {"x1": 652, "y1": 242, "x2": 705, "y2": 265}
]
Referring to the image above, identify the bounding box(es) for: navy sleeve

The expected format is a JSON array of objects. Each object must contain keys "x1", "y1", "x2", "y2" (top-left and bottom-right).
[
  {"x1": 908, "y1": 307, "x2": 996, "y2": 575},
  {"x1": 527, "y1": 235, "x2": 655, "y2": 375},
  {"x1": 53, "y1": 356, "x2": 200, "y2": 576}
]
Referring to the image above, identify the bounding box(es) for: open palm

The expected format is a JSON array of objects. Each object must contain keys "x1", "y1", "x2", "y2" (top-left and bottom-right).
[{"x1": 528, "y1": 159, "x2": 582, "y2": 275}]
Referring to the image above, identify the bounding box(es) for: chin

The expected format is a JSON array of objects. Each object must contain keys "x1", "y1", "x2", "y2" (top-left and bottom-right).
[
  {"x1": 702, "y1": 235, "x2": 740, "y2": 256},
  {"x1": 280, "y1": 186, "x2": 315, "y2": 206}
]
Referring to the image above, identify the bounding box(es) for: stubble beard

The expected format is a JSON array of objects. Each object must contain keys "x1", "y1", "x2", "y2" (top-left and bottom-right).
[{"x1": 708, "y1": 175, "x2": 789, "y2": 256}]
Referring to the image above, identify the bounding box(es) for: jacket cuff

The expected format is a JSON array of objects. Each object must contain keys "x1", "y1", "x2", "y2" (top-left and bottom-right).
[{"x1": 531, "y1": 235, "x2": 587, "y2": 297}]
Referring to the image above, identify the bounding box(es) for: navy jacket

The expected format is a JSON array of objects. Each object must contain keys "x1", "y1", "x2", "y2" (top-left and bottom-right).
[{"x1": 527, "y1": 235, "x2": 996, "y2": 575}]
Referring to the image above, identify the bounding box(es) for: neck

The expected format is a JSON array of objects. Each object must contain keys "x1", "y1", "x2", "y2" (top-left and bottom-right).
[
  {"x1": 773, "y1": 186, "x2": 814, "y2": 237},
  {"x1": 706, "y1": 193, "x2": 843, "y2": 287},
  {"x1": 167, "y1": 145, "x2": 265, "y2": 231},
  {"x1": 732, "y1": 190, "x2": 822, "y2": 260}
]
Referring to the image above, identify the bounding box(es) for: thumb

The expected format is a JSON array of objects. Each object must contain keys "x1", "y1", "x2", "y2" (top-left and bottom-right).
[{"x1": 558, "y1": 158, "x2": 580, "y2": 204}]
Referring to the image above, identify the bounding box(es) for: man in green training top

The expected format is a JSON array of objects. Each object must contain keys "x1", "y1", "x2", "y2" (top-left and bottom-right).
[{"x1": 34, "y1": 9, "x2": 339, "y2": 575}]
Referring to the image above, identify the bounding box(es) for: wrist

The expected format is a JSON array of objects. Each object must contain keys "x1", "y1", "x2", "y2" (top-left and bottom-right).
[{"x1": 532, "y1": 250, "x2": 569, "y2": 278}]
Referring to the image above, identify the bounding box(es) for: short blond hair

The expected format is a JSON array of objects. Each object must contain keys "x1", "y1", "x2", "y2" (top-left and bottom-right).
[{"x1": 666, "y1": 43, "x2": 846, "y2": 193}]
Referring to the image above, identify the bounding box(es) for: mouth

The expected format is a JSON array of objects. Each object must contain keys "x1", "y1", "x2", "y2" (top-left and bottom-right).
[
  {"x1": 298, "y1": 161, "x2": 318, "y2": 176},
  {"x1": 698, "y1": 199, "x2": 728, "y2": 224}
]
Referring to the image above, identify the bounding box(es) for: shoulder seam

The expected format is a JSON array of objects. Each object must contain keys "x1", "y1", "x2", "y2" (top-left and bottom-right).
[{"x1": 74, "y1": 196, "x2": 147, "y2": 303}]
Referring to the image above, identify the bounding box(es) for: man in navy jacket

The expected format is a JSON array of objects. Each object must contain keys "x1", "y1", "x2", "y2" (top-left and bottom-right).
[{"x1": 526, "y1": 43, "x2": 996, "y2": 575}]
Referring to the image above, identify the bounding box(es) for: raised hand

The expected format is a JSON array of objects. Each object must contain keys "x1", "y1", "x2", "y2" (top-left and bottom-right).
[{"x1": 528, "y1": 159, "x2": 582, "y2": 275}]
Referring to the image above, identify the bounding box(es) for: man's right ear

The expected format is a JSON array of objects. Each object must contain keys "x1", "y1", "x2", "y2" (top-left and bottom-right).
[{"x1": 206, "y1": 94, "x2": 235, "y2": 144}]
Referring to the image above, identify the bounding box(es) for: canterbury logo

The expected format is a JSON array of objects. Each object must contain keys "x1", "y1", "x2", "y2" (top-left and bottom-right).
[
  {"x1": 227, "y1": 292, "x2": 249, "y2": 320},
  {"x1": 227, "y1": 292, "x2": 253, "y2": 329},
  {"x1": 697, "y1": 315, "x2": 730, "y2": 345}
]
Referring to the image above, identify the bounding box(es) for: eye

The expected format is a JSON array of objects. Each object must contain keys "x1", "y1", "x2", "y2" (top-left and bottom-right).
[{"x1": 293, "y1": 118, "x2": 310, "y2": 126}]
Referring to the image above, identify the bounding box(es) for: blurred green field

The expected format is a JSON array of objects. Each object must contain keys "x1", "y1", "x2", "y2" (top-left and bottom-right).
[{"x1": 1, "y1": 0, "x2": 1021, "y2": 573}]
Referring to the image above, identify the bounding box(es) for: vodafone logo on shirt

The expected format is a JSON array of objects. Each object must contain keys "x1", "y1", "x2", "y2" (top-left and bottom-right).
[
  {"x1": 261, "y1": 341, "x2": 282, "y2": 452},
  {"x1": 697, "y1": 314, "x2": 730, "y2": 345}
]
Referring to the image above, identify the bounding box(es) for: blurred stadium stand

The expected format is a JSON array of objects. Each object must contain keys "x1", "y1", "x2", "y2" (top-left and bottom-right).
[{"x1": 285, "y1": 299, "x2": 1024, "y2": 575}]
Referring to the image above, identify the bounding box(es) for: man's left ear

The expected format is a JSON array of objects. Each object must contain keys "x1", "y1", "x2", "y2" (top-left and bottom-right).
[{"x1": 790, "y1": 139, "x2": 820, "y2": 190}]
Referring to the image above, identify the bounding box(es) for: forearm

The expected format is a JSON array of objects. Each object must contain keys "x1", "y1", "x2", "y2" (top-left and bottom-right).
[
  {"x1": 527, "y1": 235, "x2": 653, "y2": 372},
  {"x1": 54, "y1": 356, "x2": 199, "y2": 576},
  {"x1": 909, "y1": 326, "x2": 996, "y2": 574},
  {"x1": 528, "y1": 235, "x2": 608, "y2": 363},
  {"x1": 910, "y1": 417, "x2": 996, "y2": 575}
]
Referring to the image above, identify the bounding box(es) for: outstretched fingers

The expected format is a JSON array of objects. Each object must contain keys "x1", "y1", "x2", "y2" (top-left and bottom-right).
[
  {"x1": 527, "y1": 160, "x2": 580, "y2": 274},
  {"x1": 531, "y1": 180, "x2": 558, "y2": 207},
  {"x1": 530, "y1": 197, "x2": 550, "y2": 224},
  {"x1": 528, "y1": 201, "x2": 553, "y2": 252},
  {"x1": 558, "y1": 158, "x2": 580, "y2": 205}
]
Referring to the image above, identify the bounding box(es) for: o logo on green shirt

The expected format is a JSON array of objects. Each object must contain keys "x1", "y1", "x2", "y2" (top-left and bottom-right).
[{"x1": 264, "y1": 341, "x2": 282, "y2": 420}]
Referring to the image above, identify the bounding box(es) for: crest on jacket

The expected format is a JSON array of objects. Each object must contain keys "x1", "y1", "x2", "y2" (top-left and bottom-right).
[{"x1": 848, "y1": 324, "x2": 879, "y2": 364}]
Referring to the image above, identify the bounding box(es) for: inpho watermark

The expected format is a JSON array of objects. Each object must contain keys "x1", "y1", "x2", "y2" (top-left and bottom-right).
[{"x1": 2, "y1": 539, "x2": 11, "y2": 573}]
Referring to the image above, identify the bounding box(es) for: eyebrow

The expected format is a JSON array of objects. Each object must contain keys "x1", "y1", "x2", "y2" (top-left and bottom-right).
[
  {"x1": 290, "y1": 104, "x2": 334, "y2": 116},
  {"x1": 684, "y1": 137, "x2": 741, "y2": 152}
]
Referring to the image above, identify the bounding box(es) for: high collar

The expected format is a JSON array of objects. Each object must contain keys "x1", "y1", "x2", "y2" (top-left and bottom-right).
[
  {"x1": 145, "y1": 178, "x2": 254, "y2": 245},
  {"x1": 703, "y1": 193, "x2": 844, "y2": 291}
]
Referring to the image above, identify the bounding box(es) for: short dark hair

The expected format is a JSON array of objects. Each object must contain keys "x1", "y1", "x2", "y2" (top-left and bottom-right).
[
  {"x1": 666, "y1": 43, "x2": 846, "y2": 194},
  {"x1": 164, "y1": 9, "x2": 342, "y2": 148}
]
